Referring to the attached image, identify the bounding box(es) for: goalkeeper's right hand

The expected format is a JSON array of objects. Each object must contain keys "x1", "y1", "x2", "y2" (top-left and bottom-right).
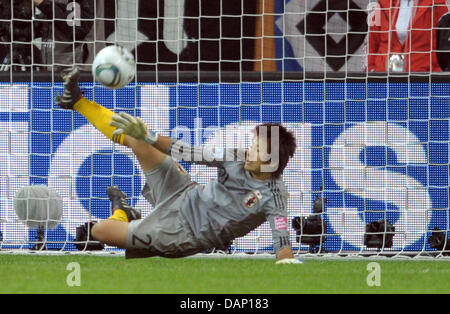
[
  {"x1": 275, "y1": 258, "x2": 304, "y2": 265},
  {"x1": 110, "y1": 112, "x2": 158, "y2": 145}
]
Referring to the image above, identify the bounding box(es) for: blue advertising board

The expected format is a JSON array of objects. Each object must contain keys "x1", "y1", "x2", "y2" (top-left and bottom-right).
[{"x1": 0, "y1": 81, "x2": 449, "y2": 253}]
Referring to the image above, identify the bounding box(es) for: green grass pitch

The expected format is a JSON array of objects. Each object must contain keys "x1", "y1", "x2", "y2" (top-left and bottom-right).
[{"x1": 1, "y1": 255, "x2": 449, "y2": 294}]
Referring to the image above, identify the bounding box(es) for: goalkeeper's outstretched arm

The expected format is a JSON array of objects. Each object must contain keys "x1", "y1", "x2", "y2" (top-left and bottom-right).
[
  {"x1": 266, "y1": 200, "x2": 303, "y2": 265},
  {"x1": 56, "y1": 67, "x2": 232, "y2": 168},
  {"x1": 110, "y1": 112, "x2": 234, "y2": 168}
]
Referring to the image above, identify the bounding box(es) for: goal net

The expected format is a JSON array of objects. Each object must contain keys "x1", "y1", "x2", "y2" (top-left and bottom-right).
[{"x1": 0, "y1": 0, "x2": 449, "y2": 258}]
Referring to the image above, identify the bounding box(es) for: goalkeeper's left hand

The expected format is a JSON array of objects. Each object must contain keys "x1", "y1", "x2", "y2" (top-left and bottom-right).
[
  {"x1": 275, "y1": 258, "x2": 304, "y2": 265},
  {"x1": 110, "y1": 112, "x2": 158, "y2": 144}
]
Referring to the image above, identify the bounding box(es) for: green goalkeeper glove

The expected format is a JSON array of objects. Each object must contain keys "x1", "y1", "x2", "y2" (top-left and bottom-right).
[
  {"x1": 109, "y1": 112, "x2": 158, "y2": 145},
  {"x1": 275, "y1": 258, "x2": 304, "y2": 265}
]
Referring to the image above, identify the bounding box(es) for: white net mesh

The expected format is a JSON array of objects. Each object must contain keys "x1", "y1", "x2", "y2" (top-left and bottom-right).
[{"x1": 0, "y1": 0, "x2": 449, "y2": 258}]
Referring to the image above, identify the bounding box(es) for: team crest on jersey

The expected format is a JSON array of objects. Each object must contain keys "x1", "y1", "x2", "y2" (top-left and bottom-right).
[{"x1": 243, "y1": 191, "x2": 262, "y2": 208}]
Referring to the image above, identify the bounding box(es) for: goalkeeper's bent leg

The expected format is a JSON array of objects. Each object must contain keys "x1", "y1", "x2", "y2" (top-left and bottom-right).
[{"x1": 73, "y1": 97, "x2": 125, "y2": 144}]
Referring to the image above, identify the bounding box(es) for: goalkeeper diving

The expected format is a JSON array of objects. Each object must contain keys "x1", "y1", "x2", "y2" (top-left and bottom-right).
[{"x1": 57, "y1": 68, "x2": 301, "y2": 264}]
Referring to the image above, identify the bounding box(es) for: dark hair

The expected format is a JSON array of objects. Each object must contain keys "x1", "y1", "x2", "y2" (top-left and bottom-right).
[{"x1": 254, "y1": 123, "x2": 297, "y2": 178}]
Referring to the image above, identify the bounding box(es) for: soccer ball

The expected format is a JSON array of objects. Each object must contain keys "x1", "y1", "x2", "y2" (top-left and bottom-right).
[{"x1": 92, "y1": 45, "x2": 135, "y2": 89}]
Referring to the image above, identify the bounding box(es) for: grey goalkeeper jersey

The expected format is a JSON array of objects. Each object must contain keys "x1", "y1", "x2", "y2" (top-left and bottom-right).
[{"x1": 169, "y1": 140, "x2": 292, "y2": 255}]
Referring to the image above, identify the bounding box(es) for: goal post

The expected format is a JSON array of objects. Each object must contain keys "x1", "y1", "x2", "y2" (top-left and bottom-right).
[{"x1": 0, "y1": 0, "x2": 449, "y2": 258}]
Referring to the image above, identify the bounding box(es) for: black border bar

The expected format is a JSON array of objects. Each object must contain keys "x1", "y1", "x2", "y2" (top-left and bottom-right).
[{"x1": 0, "y1": 71, "x2": 449, "y2": 83}]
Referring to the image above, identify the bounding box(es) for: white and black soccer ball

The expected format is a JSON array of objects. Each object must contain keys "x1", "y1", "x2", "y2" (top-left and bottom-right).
[{"x1": 92, "y1": 45, "x2": 136, "y2": 89}]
